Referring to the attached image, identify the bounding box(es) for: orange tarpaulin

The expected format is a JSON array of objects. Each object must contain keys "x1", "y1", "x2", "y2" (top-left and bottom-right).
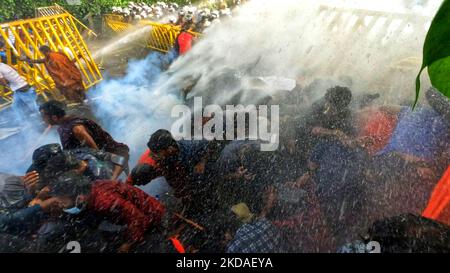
[{"x1": 422, "y1": 166, "x2": 450, "y2": 226}]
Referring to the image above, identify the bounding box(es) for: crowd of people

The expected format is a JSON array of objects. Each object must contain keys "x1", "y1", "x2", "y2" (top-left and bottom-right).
[
  {"x1": 0, "y1": 0, "x2": 450, "y2": 254},
  {"x1": 0, "y1": 79, "x2": 449, "y2": 253}
]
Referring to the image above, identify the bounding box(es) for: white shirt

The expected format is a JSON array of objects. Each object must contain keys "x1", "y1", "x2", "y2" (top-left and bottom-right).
[{"x1": 0, "y1": 63, "x2": 28, "y2": 91}]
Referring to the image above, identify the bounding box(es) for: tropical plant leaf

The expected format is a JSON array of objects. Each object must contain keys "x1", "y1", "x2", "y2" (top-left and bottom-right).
[{"x1": 415, "y1": 0, "x2": 450, "y2": 106}]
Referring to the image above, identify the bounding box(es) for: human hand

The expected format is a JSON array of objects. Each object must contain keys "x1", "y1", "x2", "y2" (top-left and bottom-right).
[
  {"x1": 118, "y1": 242, "x2": 133, "y2": 253},
  {"x1": 33, "y1": 197, "x2": 68, "y2": 213},
  {"x1": 23, "y1": 171, "x2": 40, "y2": 192},
  {"x1": 236, "y1": 166, "x2": 256, "y2": 181},
  {"x1": 193, "y1": 161, "x2": 206, "y2": 174}
]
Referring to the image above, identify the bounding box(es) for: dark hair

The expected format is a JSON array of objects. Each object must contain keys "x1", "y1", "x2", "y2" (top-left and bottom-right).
[
  {"x1": 325, "y1": 86, "x2": 352, "y2": 110},
  {"x1": 147, "y1": 129, "x2": 178, "y2": 153},
  {"x1": 27, "y1": 143, "x2": 63, "y2": 173},
  {"x1": 39, "y1": 45, "x2": 51, "y2": 53},
  {"x1": 181, "y1": 22, "x2": 192, "y2": 31},
  {"x1": 39, "y1": 100, "x2": 66, "y2": 118},
  {"x1": 41, "y1": 153, "x2": 82, "y2": 183},
  {"x1": 48, "y1": 171, "x2": 92, "y2": 198}
]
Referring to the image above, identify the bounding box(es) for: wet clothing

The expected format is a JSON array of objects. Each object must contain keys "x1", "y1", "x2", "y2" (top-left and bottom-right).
[
  {"x1": 69, "y1": 149, "x2": 115, "y2": 180},
  {"x1": 379, "y1": 107, "x2": 449, "y2": 161},
  {"x1": 306, "y1": 99, "x2": 355, "y2": 135},
  {"x1": 423, "y1": 166, "x2": 450, "y2": 226},
  {"x1": 309, "y1": 139, "x2": 368, "y2": 245},
  {"x1": 43, "y1": 52, "x2": 85, "y2": 102},
  {"x1": 368, "y1": 214, "x2": 450, "y2": 253},
  {"x1": 0, "y1": 63, "x2": 38, "y2": 121},
  {"x1": 0, "y1": 63, "x2": 28, "y2": 91},
  {"x1": 227, "y1": 218, "x2": 282, "y2": 253},
  {"x1": 0, "y1": 205, "x2": 44, "y2": 235},
  {"x1": 12, "y1": 86, "x2": 38, "y2": 122},
  {"x1": 57, "y1": 117, "x2": 129, "y2": 159},
  {"x1": 127, "y1": 140, "x2": 210, "y2": 197},
  {"x1": 294, "y1": 99, "x2": 355, "y2": 162},
  {"x1": 174, "y1": 31, "x2": 194, "y2": 55},
  {"x1": 88, "y1": 180, "x2": 165, "y2": 242},
  {"x1": 356, "y1": 107, "x2": 399, "y2": 155},
  {"x1": 365, "y1": 153, "x2": 438, "y2": 227},
  {"x1": 0, "y1": 174, "x2": 28, "y2": 209},
  {"x1": 272, "y1": 182, "x2": 332, "y2": 253}
]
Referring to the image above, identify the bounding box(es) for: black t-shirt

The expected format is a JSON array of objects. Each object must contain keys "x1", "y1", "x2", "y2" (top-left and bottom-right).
[{"x1": 58, "y1": 117, "x2": 129, "y2": 156}]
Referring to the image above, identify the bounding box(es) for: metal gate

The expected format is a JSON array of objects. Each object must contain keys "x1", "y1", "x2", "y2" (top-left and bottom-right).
[
  {"x1": 0, "y1": 12, "x2": 102, "y2": 108},
  {"x1": 103, "y1": 14, "x2": 201, "y2": 53}
]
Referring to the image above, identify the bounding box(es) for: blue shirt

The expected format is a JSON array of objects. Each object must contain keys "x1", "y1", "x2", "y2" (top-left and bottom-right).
[
  {"x1": 378, "y1": 107, "x2": 449, "y2": 160},
  {"x1": 0, "y1": 205, "x2": 44, "y2": 234}
]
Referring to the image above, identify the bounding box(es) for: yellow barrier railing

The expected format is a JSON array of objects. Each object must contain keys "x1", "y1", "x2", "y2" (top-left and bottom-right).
[
  {"x1": 104, "y1": 14, "x2": 201, "y2": 53},
  {"x1": 0, "y1": 85, "x2": 13, "y2": 109},
  {"x1": 36, "y1": 4, "x2": 97, "y2": 37},
  {"x1": 0, "y1": 12, "x2": 102, "y2": 106}
]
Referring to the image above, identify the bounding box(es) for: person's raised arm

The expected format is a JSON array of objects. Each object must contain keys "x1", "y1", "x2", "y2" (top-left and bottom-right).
[
  {"x1": 19, "y1": 55, "x2": 45, "y2": 64},
  {"x1": 72, "y1": 125, "x2": 99, "y2": 150}
]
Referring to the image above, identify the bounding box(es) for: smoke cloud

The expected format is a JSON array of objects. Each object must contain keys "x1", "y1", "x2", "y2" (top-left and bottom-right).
[
  {"x1": 87, "y1": 0, "x2": 443, "y2": 167},
  {"x1": 1, "y1": 0, "x2": 442, "y2": 176}
]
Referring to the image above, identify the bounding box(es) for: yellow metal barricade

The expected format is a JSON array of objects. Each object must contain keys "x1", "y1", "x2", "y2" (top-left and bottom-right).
[
  {"x1": 0, "y1": 85, "x2": 13, "y2": 109},
  {"x1": 36, "y1": 4, "x2": 97, "y2": 37},
  {"x1": 104, "y1": 14, "x2": 201, "y2": 53},
  {"x1": 104, "y1": 14, "x2": 131, "y2": 33},
  {"x1": 0, "y1": 12, "x2": 102, "y2": 106}
]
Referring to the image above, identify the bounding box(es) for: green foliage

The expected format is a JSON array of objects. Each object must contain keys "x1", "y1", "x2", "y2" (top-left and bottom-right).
[
  {"x1": 0, "y1": 0, "x2": 193, "y2": 22},
  {"x1": 415, "y1": 0, "x2": 450, "y2": 105}
]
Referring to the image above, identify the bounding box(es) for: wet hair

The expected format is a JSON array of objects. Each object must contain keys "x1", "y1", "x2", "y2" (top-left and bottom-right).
[
  {"x1": 39, "y1": 100, "x2": 66, "y2": 118},
  {"x1": 147, "y1": 129, "x2": 178, "y2": 153},
  {"x1": 325, "y1": 86, "x2": 353, "y2": 110},
  {"x1": 39, "y1": 45, "x2": 51, "y2": 53},
  {"x1": 27, "y1": 143, "x2": 63, "y2": 173},
  {"x1": 48, "y1": 171, "x2": 92, "y2": 198},
  {"x1": 41, "y1": 153, "x2": 82, "y2": 182},
  {"x1": 181, "y1": 22, "x2": 192, "y2": 31}
]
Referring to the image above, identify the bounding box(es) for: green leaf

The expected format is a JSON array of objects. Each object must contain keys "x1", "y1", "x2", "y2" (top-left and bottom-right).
[
  {"x1": 428, "y1": 56, "x2": 450, "y2": 98},
  {"x1": 415, "y1": 0, "x2": 450, "y2": 106}
]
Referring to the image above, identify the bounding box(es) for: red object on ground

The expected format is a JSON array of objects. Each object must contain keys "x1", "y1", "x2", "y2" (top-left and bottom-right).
[
  {"x1": 177, "y1": 32, "x2": 194, "y2": 55},
  {"x1": 356, "y1": 107, "x2": 399, "y2": 155},
  {"x1": 169, "y1": 236, "x2": 186, "y2": 253},
  {"x1": 422, "y1": 166, "x2": 450, "y2": 226},
  {"x1": 89, "y1": 180, "x2": 165, "y2": 242}
]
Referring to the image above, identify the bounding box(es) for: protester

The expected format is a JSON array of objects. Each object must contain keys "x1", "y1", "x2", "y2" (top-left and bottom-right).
[
  {"x1": 127, "y1": 129, "x2": 213, "y2": 198},
  {"x1": 39, "y1": 100, "x2": 129, "y2": 180},
  {"x1": 0, "y1": 62, "x2": 38, "y2": 123},
  {"x1": 42, "y1": 172, "x2": 165, "y2": 252},
  {"x1": 226, "y1": 188, "x2": 283, "y2": 253},
  {"x1": 294, "y1": 86, "x2": 355, "y2": 163},
  {"x1": 174, "y1": 22, "x2": 195, "y2": 56},
  {"x1": 21, "y1": 46, "x2": 86, "y2": 104}
]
